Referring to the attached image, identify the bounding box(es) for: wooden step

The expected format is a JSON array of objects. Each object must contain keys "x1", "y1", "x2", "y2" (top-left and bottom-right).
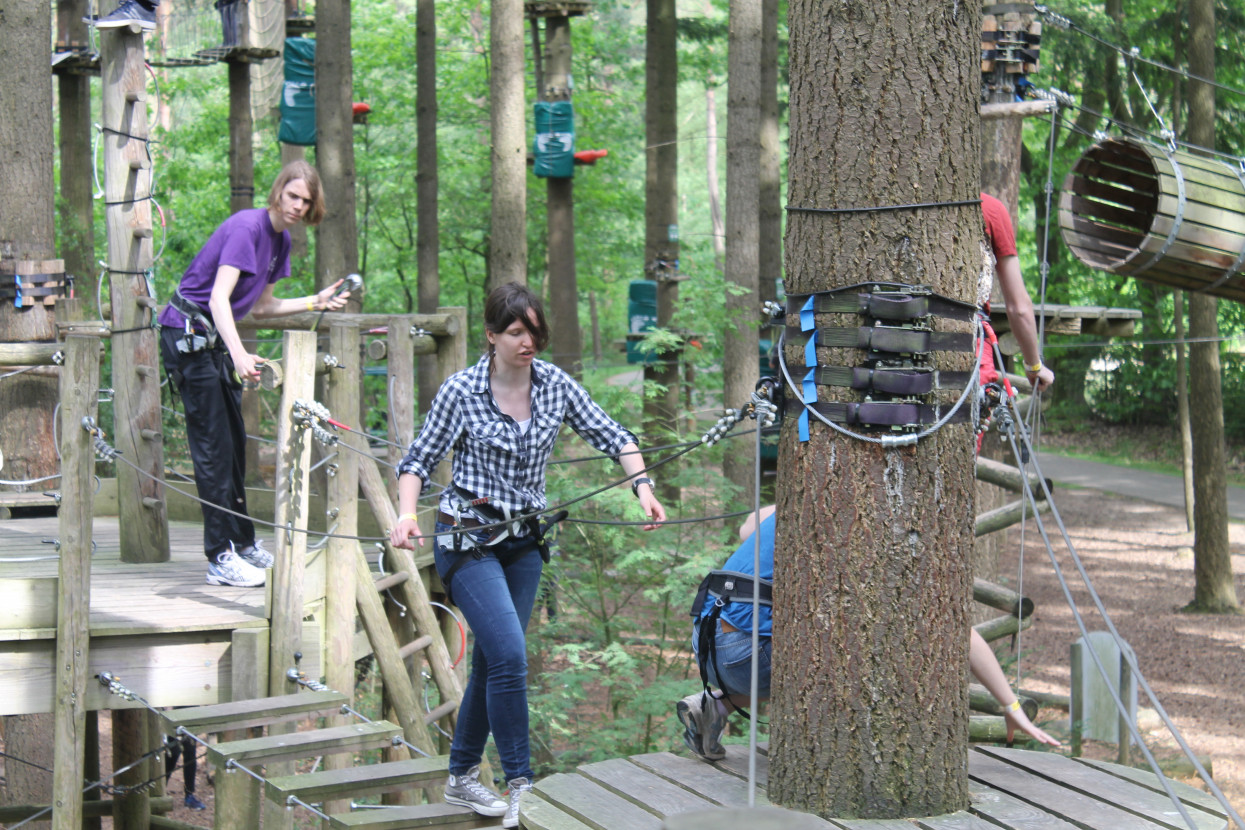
[
  {"x1": 208, "y1": 721, "x2": 402, "y2": 767},
  {"x1": 265, "y1": 756, "x2": 450, "y2": 804},
  {"x1": 328, "y1": 800, "x2": 501, "y2": 828},
  {"x1": 163, "y1": 690, "x2": 349, "y2": 736},
  {"x1": 519, "y1": 791, "x2": 594, "y2": 830}
]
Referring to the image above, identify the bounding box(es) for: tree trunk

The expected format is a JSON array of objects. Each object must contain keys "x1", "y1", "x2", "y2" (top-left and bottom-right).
[
  {"x1": 0, "y1": 0, "x2": 59, "y2": 494},
  {"x1": 229, "y1": 58, "x2": 255, "y2": 214},
  {"x1": 642, "y1": 0, "x2": 681, "y2": 503},
  {"x1": 488, "y1": 0, "x2": 527, "y2": 291},
  {"x1": 315, "y1": 0, "x2": 360, "y2": 296},
  {"x1": 722, "y1": 0, "x2": 762, "y2": 494},
  {"x1": 416, "y1": 0, "x2": 441, "y2": 415},
  {"x1": 758, "y1": 0, "x2": 781, "y2": 310},
  {"x1": 1174, "y1": 290, "x2": 1194, "y2": 531},
  {"x1": 543, "y1": 15, "x2": 583, "y2": 378},
  {"x1": 706, "y1": 82, "x2": 724, "y2": 272},
  {"x1": 1184, "y1": 0, "x2": 1238, "y2": 613},
  {"x1": 771, "y1": 0, "x2": 978, "y2": 818},
  {"x1": 58, "y1": 0, "x2": 96, "y2": 304}
]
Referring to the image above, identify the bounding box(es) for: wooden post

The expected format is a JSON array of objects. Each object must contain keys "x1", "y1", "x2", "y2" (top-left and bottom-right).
[
  {"x1": 263, "y1": 330, "x2": 316, "y2": 830},
  {"x1": 322, "y1": 321, "x2": 361, "y2": 816},
  {"x1": 111, "y1": 710, "x2": 150, "y2": 830},
  {"x1": 1070, "y1": 644, "x2": 1084, "y2": 757},
  {"x1": 50, "y1": 332, "x2": 100, "y2": 830},
  {"x1": 57, "y1": 0, "x2": 96, "y2": 302},
  {"x1": 100, "y1": 20, "x2": 169, "y2": 563},
  {"x1": 434, "y1": 305, "x2": 468, "y2": 695},
  {"x1": 387, "y1": 315, "x2": 417, "y2": 500},
  {"x1": 213, "y1": 628, "x2": 266, "y2": 830},
  {"x1": 1117, "y1": 657, "x2": 1134, "y2": 766}
]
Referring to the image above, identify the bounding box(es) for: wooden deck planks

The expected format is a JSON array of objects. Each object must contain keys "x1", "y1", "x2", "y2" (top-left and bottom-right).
[
  {"x1": 967, "y1": 781, "x2": 1082, "y2": 829},
  {"x1": 534, "y1": 773, "x2": 665, "y2": 830},
  {"x1": 978, "y1": 747, "x2": 1225, "y2": 830},
  {"x1": 578, "y1": 757, "x2": 719, "y2": 817},
  {"x1": 627, "y1": 752, "x2": 763, "y2": 809},
  {"x1": 710, "y1": 744, "x2": 769, "y2": 787},
  {"x1": 968, "y1": 749, "x2": 1179, "y2": 829},
  {"x1": 521, "y1": 792, "x2": 596, "y2": 830},
  {"x1": 1072, "y1": 757, "x2": 1229, "y2": 819}
]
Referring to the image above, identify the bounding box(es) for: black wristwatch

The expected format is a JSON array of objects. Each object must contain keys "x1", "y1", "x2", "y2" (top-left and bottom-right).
[{"x1": 631, "y1": 476, "x2": 655, "y2": 498}]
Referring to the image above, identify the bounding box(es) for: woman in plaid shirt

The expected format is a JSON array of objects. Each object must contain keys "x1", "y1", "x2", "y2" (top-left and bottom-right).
[{"x1": 390, "y1": 282, "x2": 666, "y2": 825}]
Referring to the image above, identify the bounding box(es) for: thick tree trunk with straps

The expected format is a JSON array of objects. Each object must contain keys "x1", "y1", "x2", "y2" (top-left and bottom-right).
[{"x1": 771, "y1": 0, "x2": 978, "y2": 818}]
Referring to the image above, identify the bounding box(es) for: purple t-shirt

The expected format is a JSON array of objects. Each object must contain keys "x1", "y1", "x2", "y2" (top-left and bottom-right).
[{"x1": 157, "y1": 208, "x2": 292, "y2": 329}]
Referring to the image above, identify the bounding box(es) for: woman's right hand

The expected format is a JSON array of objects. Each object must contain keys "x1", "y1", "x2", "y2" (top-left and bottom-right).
[{"x1": 390, "y1": 514, "x2": 423, "y2": 549}]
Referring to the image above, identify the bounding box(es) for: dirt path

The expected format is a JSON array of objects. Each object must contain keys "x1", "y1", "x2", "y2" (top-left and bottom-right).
[{"x1": 998, "y1": 487, "x2": 1245, "y2": 813}]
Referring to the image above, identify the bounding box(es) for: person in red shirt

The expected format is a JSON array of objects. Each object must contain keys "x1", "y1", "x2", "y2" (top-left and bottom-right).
[{"x1": 980, "y1": 192, "x2": 1055, "y2": 392}]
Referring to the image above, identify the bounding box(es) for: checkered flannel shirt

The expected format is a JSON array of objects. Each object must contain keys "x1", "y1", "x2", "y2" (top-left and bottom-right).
[{"x1": 397, "y1": 354, "x2": 638, "y2": 515}]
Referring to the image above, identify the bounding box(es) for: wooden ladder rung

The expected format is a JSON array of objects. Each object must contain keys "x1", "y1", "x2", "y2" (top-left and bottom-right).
[
  {"x1": 264, "y1": 756, "x2": 449, "y2": 804},
  {"x1": 207, "y1": 721, "x2": 401, "y2": 767},
  {"x1": 422, "y1": 700, "x2": 459, "y2": 726},
  {"x1": 329, "y1": 801, "x2": 500, "y2": 828},
  {"x1": 374, "y1": 571, "x2": 410, "y2": 592},
  {"x1": 162, "y1": 690, "x2": 349, "y2": 736},
  {"x1": 397, "y1": 635, "x2": 433, "y2": 661}
]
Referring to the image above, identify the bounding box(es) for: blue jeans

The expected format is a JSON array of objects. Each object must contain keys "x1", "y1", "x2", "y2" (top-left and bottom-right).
[
  {"x1": 692, "y1": 617, "x2": 772, "y2": 699},
  {"x1": 434, "y1": 522, "x2": 542, "y2": 782}
]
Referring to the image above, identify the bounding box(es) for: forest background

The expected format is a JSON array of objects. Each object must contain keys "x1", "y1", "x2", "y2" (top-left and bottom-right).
[{"x1": 48, "y1": 0, "x2": 1245, "y2": 775}]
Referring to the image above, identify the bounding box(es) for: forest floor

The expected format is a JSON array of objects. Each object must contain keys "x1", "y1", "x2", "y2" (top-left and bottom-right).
[{"x1": 996, "y1": 421, "x2": 1245, "y2": 816}]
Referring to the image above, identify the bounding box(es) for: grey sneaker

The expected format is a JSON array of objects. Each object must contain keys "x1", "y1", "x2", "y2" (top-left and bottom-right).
[
  {"x1": 677, "y1": 691, "x2": 727, "y2": 761},
  {"x1": 444, "y1": 766, "x2": 507, "y2": 818},
  {"x1": 237, "y1": 539, "x2": 274, "y2": 569},
  {"x1": 93, "y1": 0, "x2": 157, "y2": 29},
  {"x1": 503, "y1": 777, "x2": 532, "y2": 829},
  {"x1": 206, "y1": 549, "x2": 265, "y2": 587}
]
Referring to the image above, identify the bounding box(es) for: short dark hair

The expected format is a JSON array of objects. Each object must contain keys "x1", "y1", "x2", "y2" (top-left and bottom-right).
[
  {"x1": 268, "y1": 160, "x2": 327, "y2": 227},
  {"x1": 484, "y1": 282, "x2": 550, "y2": 353}
]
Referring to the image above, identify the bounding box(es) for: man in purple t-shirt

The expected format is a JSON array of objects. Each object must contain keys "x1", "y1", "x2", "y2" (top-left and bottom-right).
[{"x1": 159, "y1": 161, "x2": 353, "y2": 587}]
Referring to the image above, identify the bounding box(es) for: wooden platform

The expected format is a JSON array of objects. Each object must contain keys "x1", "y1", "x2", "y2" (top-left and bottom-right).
[
  {"x1": 522, "y1": 743, "x2": 1232, "y2": 830},
  {"x1": 0, "y1": 513, "x2": 322, "y2": 715}
]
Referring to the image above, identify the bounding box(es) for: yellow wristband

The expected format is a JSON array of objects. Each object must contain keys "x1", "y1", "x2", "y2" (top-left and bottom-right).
[
  {"x1": 1025, "y1": 361, "x2": 1043, "y2": 374},
  {"x1": 1007, "y1": 699, "x2": 1022, "y2": 712},
  {"x1": 398, "y1": 513, "x2": 419, "y2": 523},
  {"x1": 306, "y1": 298, "x2": 316, "y2": 312}
]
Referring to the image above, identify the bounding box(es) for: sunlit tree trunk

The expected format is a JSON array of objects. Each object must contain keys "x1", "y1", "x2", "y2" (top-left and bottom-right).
[
  {"x1": 316, "y1": 0, "x2": 360, "y2": 298},
  {"x1": 770, "y1": 0, "x2": 978, "y2": 817},
  {"x1": 488, "y1": 0, "x2": 527, "y2": 291},
  {"x1": 417, "y1": 0, "x2": 440, "y2": 414}
]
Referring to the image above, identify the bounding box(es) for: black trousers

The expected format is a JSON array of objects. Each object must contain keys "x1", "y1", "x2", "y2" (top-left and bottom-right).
[{"x1": 160, "y1": 326, "x2": 255, "y2": 559}]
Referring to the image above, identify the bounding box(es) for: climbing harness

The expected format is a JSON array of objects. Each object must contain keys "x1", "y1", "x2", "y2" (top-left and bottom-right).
[
  {"x1": 169, "y1": 288, "x2": 218, "y2": 353},
  {"x1": 435, "y1": 486, "x2": 566, "y2": 605},
  {"x1": 689, "y1": 569, "x2": 773, "y2": 721}
]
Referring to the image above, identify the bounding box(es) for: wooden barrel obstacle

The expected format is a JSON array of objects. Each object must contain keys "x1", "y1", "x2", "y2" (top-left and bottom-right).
[{"x1": 1059, "y1": 136, "x2": 1245, "y2": 302}]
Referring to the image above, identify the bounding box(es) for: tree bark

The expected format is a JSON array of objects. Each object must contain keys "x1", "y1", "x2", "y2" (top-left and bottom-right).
[
  {"x1": 488, "y1": 0, "x2": 527, "y2": 291},
  {"x1": 1184, "y1": 0, "x2": 1238, "y2": 613},
  {"x1": 0, "y1": 0, "x2": 59, "y2": 495},
  {"x1": 722, "y1": 0, "x2": 762, "y2": 493},
  {"x1": 642, "y1": 0, "x2": 681, "y2": 503},
  {"x1": 416, "y1": 0, "x2": 441, "y2": 415},
  {"x1": 1174, "y1": 291, "x2": 1194, "y2": 531},
  {"x1": 771, "y1": 0, "x2": 978, "y2": 818},
  {"x1": 315, "y1": 0, "x2": 360, "y2": 296},
  {"x1": 58, "y1": 0, "x2": 96, "y2": 304},
  {"x1": 543, "y1": 15, "x2": 583, "y2": 378},
  {"x1": 758, "y1": 0, "x2": 781, "y2": 310}
]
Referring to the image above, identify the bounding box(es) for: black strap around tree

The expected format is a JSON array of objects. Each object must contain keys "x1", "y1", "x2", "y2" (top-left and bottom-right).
[
  {"x1": 790, "y1": 324, "x2": 974, "y2": 355},
  {"x1": 785, "y1": 290, "x2": 977, "y2": 324},
  {"x1": 814, "y1": 364, "x2": 973, "y2": 396},
  {"x1": 796, "y1": 398, "x2": 973, "y2": 427}
]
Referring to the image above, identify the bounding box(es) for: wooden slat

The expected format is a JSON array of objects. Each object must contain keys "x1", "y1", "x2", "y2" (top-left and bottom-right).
[
  {"x1": 968, "y1": 749, "x2": 1170, "y2": 829},
  {"x1": 328, "y1": 801, "x2": 496, "y2": 828},
  {"x1": 709, "y1": 744, "x2": 769, "y2": 787},
  {"x1": 1067, "y1": 175, "x2": 1156, "y2": 212},
  {"x1": 1071, "y1": 158, "x2": 1160, "y2": 195},
  {"x1": 967, "y1": 779, "x2": 1081, "y2": 829},
  {"x1": 578, "y1": 757, "x2": 719, "y2": 817},
  {"x1": 264, "y1": 756, "x2": 449, "y2": 802},
  {"x1": 162, "y1": 690, "x2": 348, "y2": 735},
  {"x1": 627, "y1": 752, "x2": 764, "y2": 809},
  {"x1": 208, "y1": 721, "x2": 401, "y2": 766},
  {"x1": 1067, "y1": 194, "x2": 1151, "y2": 232},
  {"x1": 534, "y1": 773, "x2": 664, "y2": 830},
  {"x1": 521, "y1": 792, "x2": 596, "y2": 830},
  {"x1": 978, "y1": 746, "x2": 1224, "y2": 830},
  {"x1": 1072, "y1": 757, "x2": 1229, "y2": 819},
  {"x1": 912, "y1": 812, "x2": 1001, "y2": 829}
]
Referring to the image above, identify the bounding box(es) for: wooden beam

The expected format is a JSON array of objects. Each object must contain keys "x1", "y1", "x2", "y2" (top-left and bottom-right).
[
  {"x1": 215, "y1": 628, "x2": 267, "y2": 830},
  {"x1": 51, "y1": 334, "x2": 100, "y2": 830},
  {"x1": 0, "y1": 797, "x2": 175, "y2": 823},
  {"x1": 975, "y1": 496, "x2": 1051, "y2": 537},
  {"x1": 981, "y1": 100, "x2": 1055, "y2": 121},
  {"x1": 974, "y1": 456, "x2": 1049, "y2": 495},
  {"x1": 236, "y1": 310, "x2": 459, "y2": 336},
  {"x1": 972, "y1": 577, "x2": 1033, "y2": 619},
  {"x1": 0, "y1": 342, "x2": 67, "y2": 367}
]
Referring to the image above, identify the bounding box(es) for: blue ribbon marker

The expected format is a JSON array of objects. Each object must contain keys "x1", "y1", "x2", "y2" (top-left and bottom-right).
[
  {"x1": 800, "y1": 296, "x2": 815, "y2": 332},
  {"x1": 804, "y1": 328, "x2": 818, "y2": 367},
  {"x1": 799, "y1": 368, "x2": 817, "y2": 442}
]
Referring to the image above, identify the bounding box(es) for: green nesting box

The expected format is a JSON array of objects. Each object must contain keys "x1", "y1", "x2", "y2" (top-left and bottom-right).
[
  {"x1": 533, "y1": 101, "x2": 575, "y2": 178},
  {"x1": 626, "y1": 280, "x2": 658, "y2": 365}
]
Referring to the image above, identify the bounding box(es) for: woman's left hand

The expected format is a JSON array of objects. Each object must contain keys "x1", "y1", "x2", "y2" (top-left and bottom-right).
[
  {"x1": 1004, "y1": 707, "x2": 1061, "y2": 747},
  {"x1": 638, "y1": 488, "x2": 666, "y2": 531}
]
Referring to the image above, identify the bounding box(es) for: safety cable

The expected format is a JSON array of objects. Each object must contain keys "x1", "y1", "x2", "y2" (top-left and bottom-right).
[{"x1": 1000, "y1": 394, "x2": 1245, "y2": 830}]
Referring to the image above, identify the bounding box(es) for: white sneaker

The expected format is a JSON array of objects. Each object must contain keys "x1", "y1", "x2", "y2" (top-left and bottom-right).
[
  {"x1": 93, "y1": 0, "x2": 157, "y2": 30},
  {"x1": 206, "y1": 549, "x2": 265, "y2": 587},
  {"x1": 236, "y1": 539, "x2": 274, "y2": 569}
]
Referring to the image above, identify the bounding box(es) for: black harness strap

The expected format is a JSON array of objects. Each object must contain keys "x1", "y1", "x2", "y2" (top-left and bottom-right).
[
  {"x1": 814, "y1": 365, "x2": 974, "y2": 395},
  {"x1": 786, "y1": 290, "x2": 977, "y2": 324},
  {"x1": 796, "y1": 398, "x2": 973, "y2": 427},
  {"x1": 791, "y1": 324, "x2": 974, "y2": 355},
  {"x1": 170, "y1": 289, "x2": 219, "y2": 350}
]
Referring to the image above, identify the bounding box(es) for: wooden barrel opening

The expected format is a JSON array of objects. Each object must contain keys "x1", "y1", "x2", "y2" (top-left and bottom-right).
[{"x1": 1059, "y1": 137, "x2": 1245, "y2": 303}]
